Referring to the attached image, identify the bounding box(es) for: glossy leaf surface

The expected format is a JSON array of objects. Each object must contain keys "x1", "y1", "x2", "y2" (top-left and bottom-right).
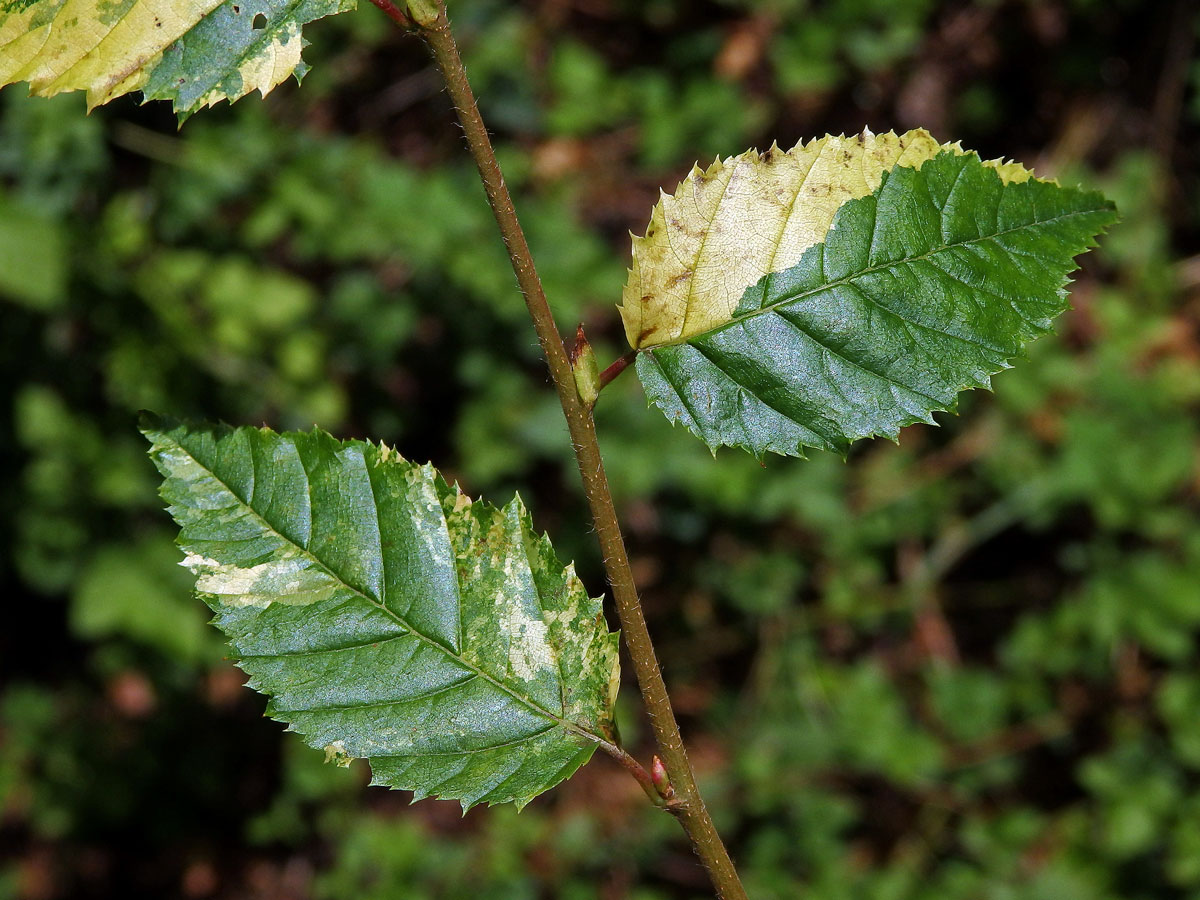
[
  {"x1": 142, "y1": 415, "x2": 620, "y2": 809},
  {"x1": 624, "y1": 131, "x2": 1117, "y2": 457}
]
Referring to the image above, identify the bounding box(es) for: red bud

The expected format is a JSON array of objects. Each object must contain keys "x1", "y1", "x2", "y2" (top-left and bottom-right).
[{"x1": 651, "y1": 755, "x2": 674, "y2": 801}]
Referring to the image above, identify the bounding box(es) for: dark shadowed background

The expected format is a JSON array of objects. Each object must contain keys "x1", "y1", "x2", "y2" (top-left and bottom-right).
[{"x1": 1, "y1": 0, "x2": 1199, "y2": 897}]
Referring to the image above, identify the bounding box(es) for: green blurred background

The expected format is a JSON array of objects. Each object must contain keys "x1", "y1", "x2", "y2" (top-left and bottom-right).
[{"x1": 1, "y1": 0, "x2": 1198, "y2": 897}]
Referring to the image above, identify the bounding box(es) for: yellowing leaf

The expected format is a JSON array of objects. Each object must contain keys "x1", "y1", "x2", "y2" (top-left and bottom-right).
[
  {"x1": 619, "y1": 129, "x2": 1033, "y2": 350},
  {"x1": 629, "y1": 142, "x2": 1116, "y2": 459},
  {"x1": 0, "y1": 1, "x2": 221, "y2": 107},
  {"x1": 0, "y1": 0, "x2": 356, "y2": 118}
]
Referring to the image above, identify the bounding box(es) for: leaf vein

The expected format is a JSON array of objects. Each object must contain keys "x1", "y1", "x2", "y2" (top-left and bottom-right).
[
  {"x1": 239, "y1": 632, "x2": 412, "y2": 659},
  {"x1": 275, "y1": 672, "x2": 480, "y2": 714},
  {"x1": 165, "y1": 435, "x2": 600, "y2": 747},
  {"x1": 646, "y1": 205, "x2": 1106, "y2": 351},
  {"x1": 369, "y1": 725, "x2": 560, "y2": 758},
  {"x1": 771, "y1": 306, "x2": 944, "y2": 406},
  {"x1": 688, "y1": 338, "x2": 844, "y2": 446}
]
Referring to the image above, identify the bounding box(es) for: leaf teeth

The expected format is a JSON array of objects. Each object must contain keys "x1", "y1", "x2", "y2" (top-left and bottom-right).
[
  {"x1": 0, "y1": 0, "x2": 355, "y2": 115},
  {"x1": 628, "y1": 142, "x2": 1116, "y2": 459},
  {"x1": 144, "y1": 420, "x2": 621, "y2": 810}
]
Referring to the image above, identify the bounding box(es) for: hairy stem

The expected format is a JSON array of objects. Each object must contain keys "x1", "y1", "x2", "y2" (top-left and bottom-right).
[{"x1": 412, "y1": 4, "x2": 747, "y2": 897}]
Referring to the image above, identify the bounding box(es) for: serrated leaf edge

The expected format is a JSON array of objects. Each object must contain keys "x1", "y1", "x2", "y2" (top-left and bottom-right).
[
  {"x1": 141, "y1": 415, "x2": 620, "y2": 809},
  {"x1": 629, "y1": 154, "x2": 1115, "y2": 459}
]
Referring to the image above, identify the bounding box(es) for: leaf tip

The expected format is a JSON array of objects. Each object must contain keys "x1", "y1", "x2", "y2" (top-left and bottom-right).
[{"x1": 506, "y1": 491, "x2": 530, "y2": 518}]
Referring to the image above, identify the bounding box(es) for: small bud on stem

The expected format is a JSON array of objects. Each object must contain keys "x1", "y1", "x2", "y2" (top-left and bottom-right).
[
  {"x1": 570, "y1": 325, "x2": 601, "y2": 410},
  {"x1": 405, "y1": 0, "x2": 441, "y2": 27},
  {"x1": 651, "y1": 755, "x2": 675, "y2": 802}
]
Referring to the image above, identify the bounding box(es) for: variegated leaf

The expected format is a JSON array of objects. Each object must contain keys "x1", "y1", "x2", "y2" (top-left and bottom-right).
[
  {"x1": 142, "y1": 415, "x2": 621, "y2": 810},
  {"x1": 621, "y1": 129, "x2": 1117, "y2": 458}
]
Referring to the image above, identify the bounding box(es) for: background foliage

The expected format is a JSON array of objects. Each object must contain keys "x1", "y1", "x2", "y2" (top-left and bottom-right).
[{"x1": 1, "y1": 0, "x2": 1198, "y2": 897}]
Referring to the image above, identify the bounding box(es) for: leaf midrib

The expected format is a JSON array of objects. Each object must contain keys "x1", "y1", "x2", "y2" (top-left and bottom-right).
[
  {"x1": 172, "y1": 434, "x2": 605, "y2": 753},
  {"x1": 640, "y1": 203, "x2": 1106, "y2": 352}
]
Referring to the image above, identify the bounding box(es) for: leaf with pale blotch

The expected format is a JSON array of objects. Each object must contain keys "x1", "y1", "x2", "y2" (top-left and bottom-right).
[
  {"x1": 622, "y1": 129, "x2": 1117, "y2": 458},
  {"x1": 0, "y1": 0, "x2": 355, "y2": 119},
  {"x1": 141, "y1": 414, "x2": 620, "y2": 810}
]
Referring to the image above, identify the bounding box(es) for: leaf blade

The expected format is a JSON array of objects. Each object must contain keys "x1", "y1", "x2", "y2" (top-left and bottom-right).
[
  {"x1": 0, "y1": 0, "x2": 354, "y2": 116},
  {"x1": 626, "y1": 134, "x2": 1117, "y2": 458},
  {"x1": 142, "y1": 415, "x2": 620, "y2": 809}
]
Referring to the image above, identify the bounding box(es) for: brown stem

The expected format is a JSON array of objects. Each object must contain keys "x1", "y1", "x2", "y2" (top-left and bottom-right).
[{"x1": 414, "y1": 5, "x2": 747, "y2": 898}]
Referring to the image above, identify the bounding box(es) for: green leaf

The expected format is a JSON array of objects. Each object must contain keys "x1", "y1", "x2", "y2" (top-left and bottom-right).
[
  {"x1": 0, "y1": 0, "x2": 356, "y2": 119},
  {"x1": 622, "y1": 129, "x2": 1117, "y2": 458},
  {"x1": 140, "y1": 414, "x2": 620, "y2": 810}
]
